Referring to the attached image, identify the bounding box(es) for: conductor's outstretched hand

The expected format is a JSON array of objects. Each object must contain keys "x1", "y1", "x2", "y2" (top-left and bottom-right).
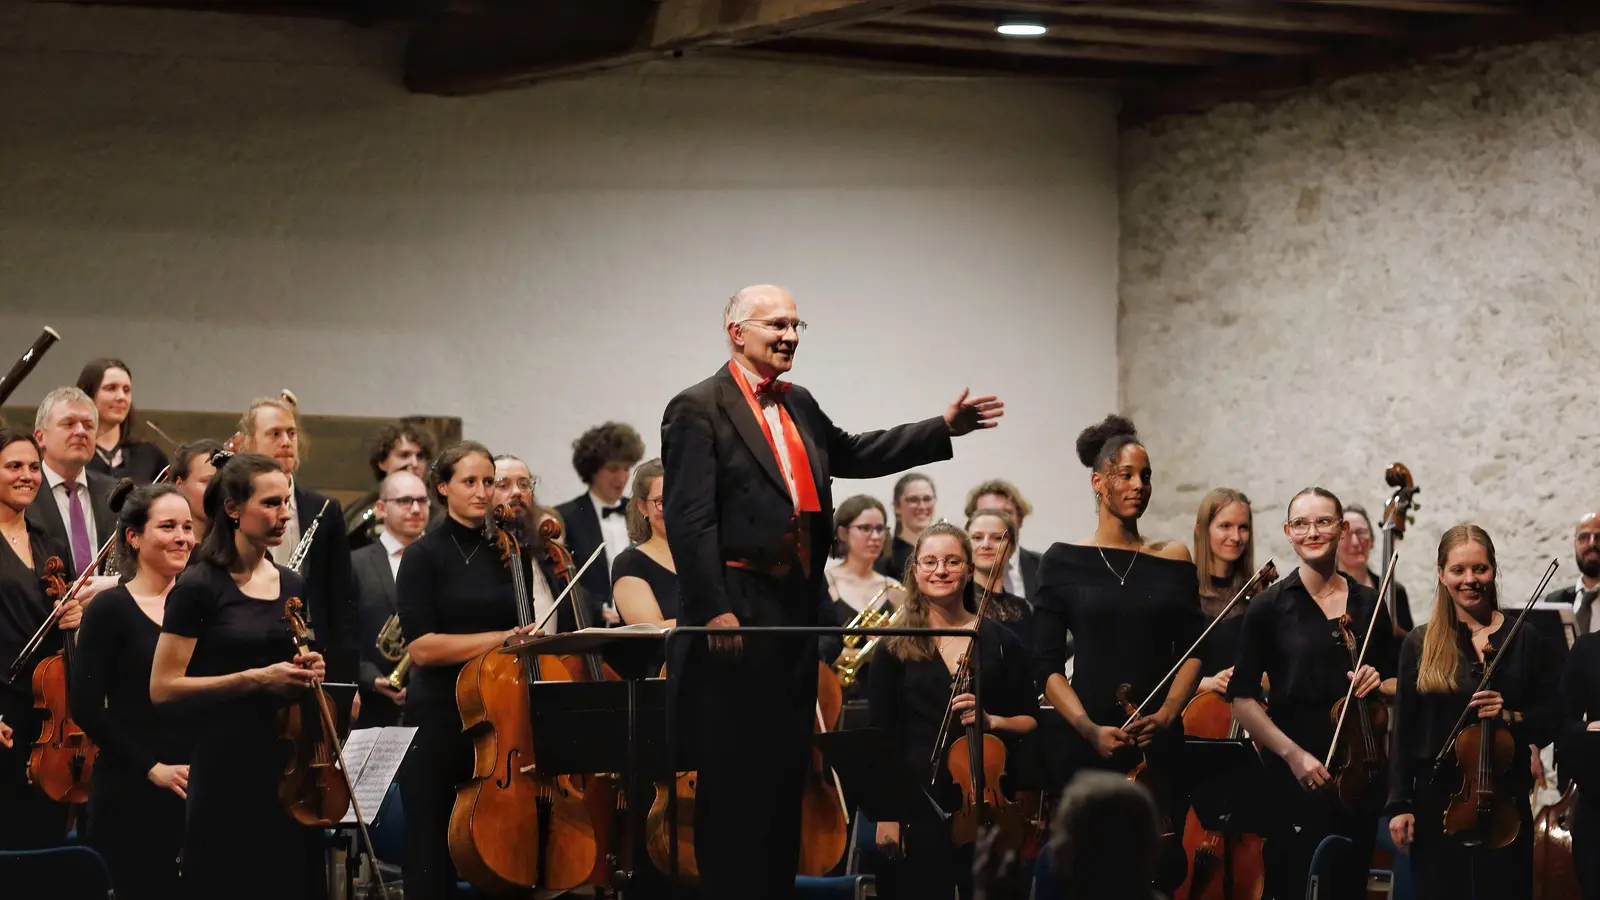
[{"x1": 945, "y1": 388, "x2": 1004, "y2": 437}]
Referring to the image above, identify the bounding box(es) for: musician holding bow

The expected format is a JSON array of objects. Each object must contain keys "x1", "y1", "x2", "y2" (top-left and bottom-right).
[{"x1": 661, "y1": 283, "x2": 1002, "y2": 900}]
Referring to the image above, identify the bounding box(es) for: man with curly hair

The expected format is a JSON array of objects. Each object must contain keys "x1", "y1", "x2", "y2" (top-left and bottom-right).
[{"x1": 555, "y1": 421, "x2": 645, "y2": 618}]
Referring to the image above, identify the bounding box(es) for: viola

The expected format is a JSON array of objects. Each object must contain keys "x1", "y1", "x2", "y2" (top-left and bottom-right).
[
  {"x1": 799, "y1": 662, "x2": 849, "y2": 874},
  {"x1": 448, "y1": 505, "x2": 596, "y2": 892},
  {"x1": 1325, "y1": 612, "x2": 1389, "y2": 813},
  {"x1": 1441, "y1": 655, "x2": 1519, "y2": 848},
  {"x1": 26, "y1": 556, "x2": 97, "y2": 804},
  {"x1": 277, "y1": 596, "x2": 351, "y2": 826}
]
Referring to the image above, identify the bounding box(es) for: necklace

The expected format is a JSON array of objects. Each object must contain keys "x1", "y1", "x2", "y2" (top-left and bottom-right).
[
  {"x1": 1096, "y1": 543, "x2": 1141, "y2": 587},
  {"x1": 451, "y1": 535, "x2": 482, "y2": 566}
]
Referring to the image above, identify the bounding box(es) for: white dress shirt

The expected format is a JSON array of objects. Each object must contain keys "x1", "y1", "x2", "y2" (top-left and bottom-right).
[
  {"x1": 591, "y1": 490, "x2": 631, "y2": 575},
  {"x1": 736, "y1": 361, "x2": 802, "y2": 511},
  {"x1": 531, "y1": 560, "x2": 561, "y2": 633},
  {"x1": 271, "y1": 483, "x2": 303, "y2": 568},
  {"x1": 379, "y1": 531, "x2": 406, "y2": 580},
  {"x1": 41, "y1": 462, "x2": 98, "y2": 553},
  {"x1": 1003, "y1": 551, "x2": 1027, "y2": 599}
]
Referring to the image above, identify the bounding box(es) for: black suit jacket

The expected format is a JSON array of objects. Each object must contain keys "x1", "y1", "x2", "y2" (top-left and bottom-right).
[
  {"x1": 26, "y1": 469, "x2": 117, "y2": 580},
  {"x1": 554, "y1": 492, "x2": 625, "y2": 621},
  {"x1": 294, "y1": 486, "x2": 359, "y2": 683},
  {"x1": 1019, "y1": 546, "x2": 1043, "y2": 601},
  {"x1": 661, "y1": 364, "x2": 953, "y2": 627},
  {"x1": 351, "y1": 541, "x2": 402, "y2": 726}
]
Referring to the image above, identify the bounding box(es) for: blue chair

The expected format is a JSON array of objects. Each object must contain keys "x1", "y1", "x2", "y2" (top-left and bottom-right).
[
  {"x1": 1305, "y1": 834, "x2": 1353, "y2": 900},
  {"x1": 795, "y1": 874, "x2": 872, "y2": 899},
  {"x1": 0, "y1": 845, "x2": 115, "y2": 899}
]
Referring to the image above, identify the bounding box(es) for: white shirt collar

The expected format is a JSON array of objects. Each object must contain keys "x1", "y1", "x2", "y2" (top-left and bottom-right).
[
  {"x1": 41, "y1": 461, "x2": 83, "y2": 490},
  {"x1": 379, "y1": 530, "x2": 406, "y2": 558},
  {"x1": 590, "y1": 490, "x2": 624, "y2": 514}
]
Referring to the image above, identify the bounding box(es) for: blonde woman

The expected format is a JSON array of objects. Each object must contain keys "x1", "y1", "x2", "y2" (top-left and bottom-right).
[{"x1": 1191, "y1": 488, "x2": 1255, "y2": 697}]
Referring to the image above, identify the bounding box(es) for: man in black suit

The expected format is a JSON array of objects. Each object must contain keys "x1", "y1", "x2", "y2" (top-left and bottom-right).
[
  {"x1": 555, "y1": 421, "x2": 644, "y2": 623},
  {"x1": 27, "y1": 387, "x2": 117, "y2": 585},
  {"x1": 1540, "y1": 511, "x2": 1600, "y2": 638},
  {"x1": 238, "y1": 395, "x2": 360, "y2": 687},
  {"x1": 964, "y1": 478, "x2": 1044, "y2": 601},
  {"x1": 662, "y1": 283, "x2": 1003, "y2": 900},
  {"x1": 352, "y1": 470, "x2": 429, "y2": 727}
]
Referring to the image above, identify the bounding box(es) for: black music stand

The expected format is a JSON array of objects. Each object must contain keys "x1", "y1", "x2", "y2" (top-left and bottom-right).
[
  {"x1": 505, "y1": 630, "x2": 676, "y2": 897},
  {"x1": 817, "y1": 728, "x2": 950, "y2": 831},
  {"x1": 1183, "y1": 738, "x2": 1270, "y2": 900}
]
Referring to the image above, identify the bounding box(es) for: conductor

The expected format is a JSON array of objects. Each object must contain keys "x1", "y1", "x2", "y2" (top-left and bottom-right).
[{"x1": 662, "y1": 284, "x2": 1002, "y2": 899}]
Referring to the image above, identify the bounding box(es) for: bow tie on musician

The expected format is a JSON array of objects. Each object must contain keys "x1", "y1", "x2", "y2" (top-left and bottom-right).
[{"x1": 556, "y1": 421, "x2": 645, "y2": 628}]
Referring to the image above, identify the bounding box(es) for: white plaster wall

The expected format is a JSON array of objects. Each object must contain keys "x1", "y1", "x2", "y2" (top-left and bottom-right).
[
  {"x1": 0, "y1": 2, "x2": 1120, "y2": 547},
  {"x1": 1121, "y1": 34, "x2": 1600, "y2": 621}
]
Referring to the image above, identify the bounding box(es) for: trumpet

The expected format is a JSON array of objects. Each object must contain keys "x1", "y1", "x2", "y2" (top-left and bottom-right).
[
  {"x1": 376, "y1": 614, "x2": 411, "y2": 687},
  {"x1": 833, "y1": 585, "x2": 904, "y2": 688}
]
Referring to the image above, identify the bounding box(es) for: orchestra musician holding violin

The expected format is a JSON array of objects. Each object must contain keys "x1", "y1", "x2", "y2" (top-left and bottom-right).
[
  {"x1": 0, "y1": 426, "x2": 80, "y2": 850},
  {"x1": 69, "y1": 481, "x2": 198, "y2": 900},
  {"x1": 1228, "y1": 487, "x2": 1398, "y2": 900},
  {"x1": 661, "y1": 284, "x2": 1001, "y2": 900},
  {"x1": 1031, "y1": 415, "x2": 1202, "y2": 877},
  {"x1": 1191, "y1": 488, "x2": 1257, "y2": 699},
  {"x1": 967, "y1": 508, "x2": 1033, "y2": 653},
  {"x1": 148, "y1": 452, "x2": 329, "y2": 899},
  {"x1": 392, "y1": 442, "x2": 541, "y2": 900},
  {"x1": 869, "y1": 521, "x2": 1037, "y2": 900},
  {"x1": 1385, "y1": 524, "x2": 1563, "y2": 900}
]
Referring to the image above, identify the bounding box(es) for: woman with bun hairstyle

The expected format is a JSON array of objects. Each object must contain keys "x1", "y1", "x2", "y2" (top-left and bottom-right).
[
  {"x1": 1032, "y1": 415, "x2": 1202, "y2": 887},
  {"x1": 69, "y1": 480, "x2": 197, "y2": 900}
]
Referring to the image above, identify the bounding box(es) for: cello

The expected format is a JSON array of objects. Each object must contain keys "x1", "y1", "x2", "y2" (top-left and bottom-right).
[
  {"x1": 798, "y1": 662, "x2": 849, "y2": 875},
  {"x1": 1532, "y1": 785, "x2": 1581, "y2": 900},
  {"x1": 448, "y1": 505, "x2": 596, "y2": 893},
  {"x1": 25, "y1": 556, "x2": 97, "y2": 804},
  {"x1": 1174, "y1": 561, "x2": 1277, "y2": 900}
]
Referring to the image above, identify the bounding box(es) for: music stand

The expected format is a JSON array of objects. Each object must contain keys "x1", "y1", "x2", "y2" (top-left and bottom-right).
[
  {"x1": 816, "y1": 728, "x2": 950, "y2": 831},
  {"x1": 1184, "y1": 737, "x2": 1271, "y2": 900},
  {"x1": 504, "y1": 629, "x2": 675, "y2": 897}
]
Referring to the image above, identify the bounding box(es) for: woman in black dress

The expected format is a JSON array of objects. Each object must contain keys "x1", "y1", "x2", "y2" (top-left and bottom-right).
[
  {"x1": 78, "y1": 358, "x2": 169, "y2": 485},
  {"x1": 1032, "y1": 415, "x2": 1201, "y2": 854},
  {"x1": 1385, "y1": 524, "x2": 1561, "y2": 900},
  {"x1": 869, "y1": 521, "x2": 1037, "y2": 900},
  {"x1": 967, "y1": 508, "x2": 1033, "y2": 653},
  {"x1": 1191, "y1": 487, "x2": 1256, "y2": 699},
  {"x1": 0, "y1": 427, "x2": 80, "y2": 850},
  {"x1": 71, "y1": 482, "x2": 197, "y2": 899},
  {"x1": 149, "y1": 452, "x2": 328, "y2": 900},
  {"x1": 1228, "y1": 486, "x2": 1397, "y2": 900},
  {"x1": 612, "y1": 459, "x2": 679, "y2": 673},
  {"x1": 395, "y1": 441, "x2": 540, "y2": 900}
]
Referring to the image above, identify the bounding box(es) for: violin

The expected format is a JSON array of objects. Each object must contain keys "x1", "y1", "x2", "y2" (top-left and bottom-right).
[
  {"x1": 539, "y1": 516, "x2": 629, "y2": 888},
  {"x1": 448, "y1": 505, "x2": 596, "y2": 893},
  {"x1": 1379, "y1": 463, "x2": 1421, "y2": 639},
  {"x1": 277, "y1": 596, "x2": 352, "y2": 826},
  {"x1": 1440, "y1": 654, "x2": 1518, "y2": 848},
  {"x1": 1326, "y1": 611, "x2": 1389, "y2": 813},
  {"x1": 799, "y1": 662, "x2": 849, "y2": 874},
  {"x1": 26, "y1": 556, "x2": 97, "y2": 804},
  {"x1": 1117, "y1": 682, "x2": 1175, "y2": 831}
]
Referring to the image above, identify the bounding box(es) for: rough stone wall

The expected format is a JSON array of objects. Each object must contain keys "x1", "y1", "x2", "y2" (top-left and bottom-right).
[{"x1": 1120, "y1": 34, "x2": 1600, "y2": 618}]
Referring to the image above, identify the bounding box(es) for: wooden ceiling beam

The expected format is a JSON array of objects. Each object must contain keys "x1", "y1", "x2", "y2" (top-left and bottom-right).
[
  {"x1": 945, "y1": 0, "x2": 1403, "y2": 37},
  {"x1": 1287, "y1": 0, "x2": 1513, "y2": 13},
  {"x1": 651, "y1": 0, "x2": 937, "y2": 47},
  {"x1": 875, "y1": 11, "x2": 1322, "y2": 55},
  {"x1": 818, "y1": 22, "x2": 1220, "y2": 65}
]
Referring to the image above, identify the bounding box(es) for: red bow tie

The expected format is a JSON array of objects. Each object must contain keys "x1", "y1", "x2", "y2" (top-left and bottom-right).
[{"x1": 755, "y1": 376, "x2": 791, "y2": 398}]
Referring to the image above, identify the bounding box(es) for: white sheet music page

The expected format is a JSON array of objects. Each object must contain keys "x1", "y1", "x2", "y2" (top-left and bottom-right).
[{"x1": 339, "y1": 726, "x2": 417, "y2": 825}]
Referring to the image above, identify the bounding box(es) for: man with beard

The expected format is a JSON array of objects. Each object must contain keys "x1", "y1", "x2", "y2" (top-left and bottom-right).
[
  {"x1": 492, "y1": 454, "x2": 582, "y2": 634},
  {"x1": 1541, "y1": 511, "x2": 1600, "y2": 637}
]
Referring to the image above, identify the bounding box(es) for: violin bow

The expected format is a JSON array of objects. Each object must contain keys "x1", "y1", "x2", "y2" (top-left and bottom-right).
[
  {"x1": 1429, "y1": 558, "x2": 1559, "y2": 780},
  {"x1": 532, "y1": 543, "x2": 608, "y2": 634},
  {"x1": 927, "y1": 533, "x2": 1008, "y2": 784},
  {"x1": 1322, "y1": 550, "x2": 1399, "y2": 770},
  {"x1": 8, "y1": 467, "x2": 173, "y2": 679},
  {"x1": 1120, "y1": 558, "x2": 1277, "y2": 729}
]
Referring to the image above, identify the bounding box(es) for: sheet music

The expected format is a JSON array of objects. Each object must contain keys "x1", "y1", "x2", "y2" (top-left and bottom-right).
[{"x1": 339, "y1": 726, "x2": 416, "y2": 825}]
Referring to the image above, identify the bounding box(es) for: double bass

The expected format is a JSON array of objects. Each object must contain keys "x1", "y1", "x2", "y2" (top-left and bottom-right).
[
  {"x1": 1379, "y1": 463, "x2": 1421, "y2": 638},
  {"x1": 448, "y1": 505, "x2": 596, "y2": 893}
]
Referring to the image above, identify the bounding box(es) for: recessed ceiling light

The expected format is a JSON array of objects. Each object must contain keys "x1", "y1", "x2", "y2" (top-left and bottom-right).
[{"x1": 996, "y1": 22, "x2": 1046, "y2": 36}]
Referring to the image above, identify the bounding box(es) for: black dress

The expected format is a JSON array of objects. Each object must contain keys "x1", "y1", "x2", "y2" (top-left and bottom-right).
[
  {"x1": 1197, "y1": 575, "x2": 1249, "y2": 679},
  {"x1": 877, "y1": 537, "x2": 914, "y2": 581},
  {"x1": 1031, "y1": 543, "x2": 1201, "y2": 830},
  {"x1": 161, "y1": 560, "x2": 322, "y2": 900},
  {"x1": 1228, "y1": 568, "x2": 1398, "y2": 900},
  {"x1": 88, "y1": 441, "x2": 170, "y2": 486},
  {"x1": 982, "y1": 589, "x2": 1034, "y2": 663},
  {"x1": 393, "y1": 515, "x2": 523, "y2": 900},
  {"x1": 1558, "y1": 634, "x2": 1600, "y2": 900},
  {"x1": 610, "y1": 546, "x2": 679, "y2": 678},
  {"x1": 0, "y1": 523, "x2": 72, "y2": 850},
  {"x1": 868, "y1": 619, "x2": 1037, "y2": 900},
  {"x1": 1386, "y1": 620, "x2": 1561, "y2": 900},
  {"x1": 70, "y1": 585, "x2": 195, "y2": 900}
]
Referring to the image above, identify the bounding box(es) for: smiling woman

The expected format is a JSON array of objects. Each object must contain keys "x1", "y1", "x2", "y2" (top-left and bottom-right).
[{"x1": 78, "y1": 358, "x2": 169, "y2": 485}]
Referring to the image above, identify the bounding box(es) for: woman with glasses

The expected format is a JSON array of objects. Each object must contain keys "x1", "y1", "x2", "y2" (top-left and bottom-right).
[
  {"x1": 612, "y1": 459, "x2": 678, "y2": 676},
  {"x1": 967, "y1": 508, "x2": 1033, "y2": 653},
  {"x1": 1385, "y1": 524, "x2": 1561, "y2": 900},
  {"x1": 869, "y1": 521, "x2": 1037, "y2": 900},
  {"x1": 1032, "y1": 415, "x2": 1201, "y2": 879},
  {"x1": 1229, "y1": 487, "x2": 1398, "y2": 900},
  {"x1": 824, "y1": 495, "x2": 905, "y2": 692},
  {"x1": 880, "y1": 474, "x2": 937, "y2": 579},
  {"x1": 1339, "y1": 504, "x2": 1414, "y2": 635}
]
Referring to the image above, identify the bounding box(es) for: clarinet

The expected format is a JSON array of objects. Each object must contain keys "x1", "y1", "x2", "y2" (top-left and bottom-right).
[{"x1": 287, "y1": 499, "x2": 332, "y2": 575}]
